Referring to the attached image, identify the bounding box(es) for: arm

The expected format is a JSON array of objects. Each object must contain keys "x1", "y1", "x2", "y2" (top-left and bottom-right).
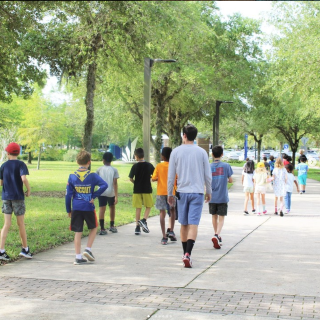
[
  {"x1": 203, "y1": 155, "x2": 212, "y2": 203},
  {"x1": 0, "y1": 179, "x2": 2, "y2": 186},
  {"x1": 151, "y1": 165, "x2": 158, "y2": 182},
  {"x1": 167, "y1": 152, "x2": 176, "y2": 206},
  {"x1": 113, "y1": 178, "x2": 118, "y2": 205},
  {"x1": 21, "y1": 175, "x2": 31, "y2": 197},
  {"x1": 241, "y1": 174, "x2": 244, "y2": 185},
  {"x1": 65, "y1": 177, "x2": 73, "y2": 216},
  {"x1": 294, "y1": 180, "x2": 299, "y2": 192},
  {"x1": 228, "y1": 177, "x2": 233, "y2": 183}
]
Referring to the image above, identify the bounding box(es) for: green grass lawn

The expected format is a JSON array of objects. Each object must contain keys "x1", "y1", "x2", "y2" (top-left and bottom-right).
[
  {"x1": 293, "y1": 168, "x2": 320, "y2": 182},
  {"x1": 0, "y1": 160, "x2": 158, "y2": 263}
]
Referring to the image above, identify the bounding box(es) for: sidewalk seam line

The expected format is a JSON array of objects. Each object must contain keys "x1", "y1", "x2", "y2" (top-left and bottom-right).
[{"x1": 184, "y1": 216, "x2": 271, "y2": 288}]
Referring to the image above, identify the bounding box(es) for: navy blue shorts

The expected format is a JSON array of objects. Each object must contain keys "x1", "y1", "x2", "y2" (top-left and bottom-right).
[{"x1": 98, "y1": 196, "x2": 115, "y2": 207}]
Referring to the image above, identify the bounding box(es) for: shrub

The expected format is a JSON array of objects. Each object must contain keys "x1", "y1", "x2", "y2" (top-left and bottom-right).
[
  {"x1": 63, "y1": 149, "x2": 78, "y2": 162},
  {"x1": 42, "y1": 148, "x2": 67, "y2": 161}
]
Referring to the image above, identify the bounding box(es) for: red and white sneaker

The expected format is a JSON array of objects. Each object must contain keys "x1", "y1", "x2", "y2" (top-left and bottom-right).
[
  {"x1": 182, "y1": 253, "x2": 192, "y2": 268},
  {"x1": 263, "y1": 210, "x2": 267, "y2": 215},
  {"x1": 212, "y1": 235, "x2": 221, "y2": 249}
]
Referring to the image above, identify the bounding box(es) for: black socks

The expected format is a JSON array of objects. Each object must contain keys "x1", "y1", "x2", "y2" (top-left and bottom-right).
[
  {"x1": 99, "y1": 219, "x2": 104, "y2": 230},
  {"x1": 186, "y1": 239, "x2": 195, "y2": 255}
]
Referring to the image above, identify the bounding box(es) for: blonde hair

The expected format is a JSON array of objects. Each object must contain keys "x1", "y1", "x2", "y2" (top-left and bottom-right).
[
  {"x1": 255, "y1": 166, "x2": 266, "y2": 173},
  {"x1": 275, "y1": 157, "x2": 284, "y2": 168}
]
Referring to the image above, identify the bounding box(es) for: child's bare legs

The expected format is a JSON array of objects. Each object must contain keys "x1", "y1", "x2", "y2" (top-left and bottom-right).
[
  {"x1": 300, "y1": 184, "x2": 306, "y2": 192},
  {"x1": 159, "y1": 209, "x2": 166, "y2": 238},
  {"x1": 279, "y1": 196, "x2": 284, "y2": 212},
  {"x1": 256, "y1": 193, "x2": 261, "y2": 214},
  {"x1": 74, "y1": 232, "x2": 83, "y2": 255},
  {"x1": 274, "y1": 197, "x2": 278, "y2": 213},
  {"x1": 109, "y1": 205, "x2": 115, "y2": 223},
  {"x1": 261, "y1": 194, "x2": 266, "y2": 213},
  {"x1": 250, "y1": 192, "x2": 255, "y2": 211},
  {"x1": 244, "y1": 192, "x2": 249, "y2": 211},
  {"x1": 99, "y1": 206, "x2": 106, "y2": 229},
  {"x1": 0, "y1": 214, "x2": 12, "y2": 250},
  {"x1": 16, "y1": 215, "x2": 28, "y2": 248},
  {"x1": 135, "y1": 208, "x2": 142, "y2": 226},
  {"x1": 143, "y1": 207, "x2": 151, "y2": 220},
  {"x1": 87, "y1": 227, "x2": 97, "y2": 248},
  {"x1": 212, "y1": 215, "x2": 224, "y2": 235},
  {"x1": 74, "y1": 228, "x2": 97, "y2": 255}
]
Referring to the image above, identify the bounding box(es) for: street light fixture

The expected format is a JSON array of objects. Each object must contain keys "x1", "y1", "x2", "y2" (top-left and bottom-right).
[
  {"x1": 213, "y1": 100, "x2": 233, "y2": 146},
  {"x1": 143, "y1": 58, "x2": 177, "y2": 162}
]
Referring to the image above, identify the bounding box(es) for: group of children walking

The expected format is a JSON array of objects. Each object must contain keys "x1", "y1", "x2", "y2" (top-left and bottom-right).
[
  {"x1": 0, "y1": 141, "x2": 310, "y2": 267},
  {"x1": 242, "y1": 154, "x2": 308, "y2": 217}
]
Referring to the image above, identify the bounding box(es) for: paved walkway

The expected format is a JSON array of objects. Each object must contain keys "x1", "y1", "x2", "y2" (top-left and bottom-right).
[{"x1": 1, "y1": 167, "x2": 320, "y2": 320}]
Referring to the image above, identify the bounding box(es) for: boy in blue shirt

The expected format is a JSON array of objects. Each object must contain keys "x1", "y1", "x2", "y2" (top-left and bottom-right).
[
  {"x1": 209, "y1": 146, "x2": 233, "y2": 249},
  {"x1": 0, "y1": 142, "x2": 32, "y2": 261},
  {"x1": 65, "y1": 150, "x2": 108, "y2": 265},
  {"x1": 296, "y1": 155, "x2": 309, "y2": 194}
]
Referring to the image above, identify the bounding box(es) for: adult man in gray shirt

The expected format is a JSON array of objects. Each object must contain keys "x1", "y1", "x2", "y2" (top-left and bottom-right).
[{"x1": 168, "y1": 124, "x2": 212, "y2": 268}]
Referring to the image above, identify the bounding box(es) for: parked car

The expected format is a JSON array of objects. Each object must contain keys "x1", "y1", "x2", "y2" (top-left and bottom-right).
[
  {"x1": 239, "y1": 151, "x2": 256, "y2": 161},
  {"x1": 226, "y1": 151, "x2": 242, "y2": 161}
]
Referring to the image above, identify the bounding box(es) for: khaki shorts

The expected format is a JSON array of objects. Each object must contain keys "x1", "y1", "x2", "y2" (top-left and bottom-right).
[
  {"x1": 2, "y1": 200, "x2": 26, "y2": 216},
  {"x1": 243, "y1": 187, "x2": 254, "y2": 193},
  {"x1": 132, "y1": 193, "x2": 154, "y2": 209},
  {"x1": 255, "y1": 186, "x2": 266, "y2": 194}
]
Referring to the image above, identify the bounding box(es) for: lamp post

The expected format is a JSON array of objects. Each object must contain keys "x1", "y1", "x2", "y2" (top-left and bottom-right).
[
  {"x1": 143, "y1": 58, "x2": 176, "y2": 162},
  {"x1": 213, "y1": 100, "x2": 233, "y2": 146}
]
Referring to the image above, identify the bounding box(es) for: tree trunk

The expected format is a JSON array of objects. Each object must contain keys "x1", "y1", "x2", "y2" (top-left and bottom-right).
[
  {"x1": 83, "y1": 60, "x2": 97, "y2": 153},
  {"x1": 257, "y1": 139, "x2": 262, "y2": 162},
  {"x1": 28, "y1": 152, "x2": 32, "y2": 164},
  {"x1": 37, "y1": 146, "x2": 41, "y2": 170}
]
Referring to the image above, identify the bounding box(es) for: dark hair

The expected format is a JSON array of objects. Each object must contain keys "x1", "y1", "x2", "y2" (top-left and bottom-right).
[
  {"x1": 244, "y1": 160, "x2": 255, "y2": 174},
  {"x1": 183, "y1": 124, "x2": 198, "y2": 141},
  {"x1": 300, "y1": 155, "x2": 307, "y2": 163},
  {"x1": 263, "y1": 156, "x2": 267, "y2": 161},
  {"x1": 282, "y1": 153, "x2": 288, "y2": 160},
  {"x1": 161, "y1": 147, "x2": 172, "y2": 161},
  {"x1": 285, "y1": 163, "x2": 294, "y2": 173},
  {"x1": 103, "y1": 152, "x2": 113, "y2": 163},
  {"x1": 212, "y1": 145, "x2": 223, "y2": 158},
  {"x1": 246, "y1": 158, "x2": 249, "y2": 162},
  {"x1": 134, "y1": 148, "x2": 144, "y2": 159},
  {"x1": 287, "y1": 155, "x2": 292, "y2": 162},
  {"x1": 269, "y1": 155, "x2": 274, "y2": 161},
  {"x1": 76, "y1": 150, "x2": 91, "y2": 165}
]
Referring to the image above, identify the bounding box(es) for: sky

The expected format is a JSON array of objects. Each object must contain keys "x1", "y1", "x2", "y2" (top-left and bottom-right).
[{"x1": 43, "y1": 1, "x2": 274, "y2": 104}]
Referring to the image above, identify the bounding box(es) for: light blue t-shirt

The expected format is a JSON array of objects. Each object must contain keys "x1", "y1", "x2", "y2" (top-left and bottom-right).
[
  {"x1": 297, "y1": 163, "x2": 308, "y2": 176},
  {"x1": 209, "y1": 161, "x2": 233, "y2": 204}
]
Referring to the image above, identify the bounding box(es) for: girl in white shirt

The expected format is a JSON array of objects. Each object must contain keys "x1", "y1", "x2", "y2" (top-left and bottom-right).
[{"x1": 242, "y1": 160, "x2": 255, "y2": 215}]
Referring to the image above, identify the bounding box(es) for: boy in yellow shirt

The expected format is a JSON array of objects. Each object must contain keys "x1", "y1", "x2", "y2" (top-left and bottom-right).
[{"x1": 152, "y1": 147, "x2": 177, "y2": 245}]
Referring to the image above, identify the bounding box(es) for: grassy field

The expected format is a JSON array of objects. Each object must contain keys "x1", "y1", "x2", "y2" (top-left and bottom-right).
[{"x1": 0, "y1": 160, "x2": 159, "y2": 263}]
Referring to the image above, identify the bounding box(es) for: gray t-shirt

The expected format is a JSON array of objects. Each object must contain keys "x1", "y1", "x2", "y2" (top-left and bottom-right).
[
  {"x1": 209, "y1": 161, "x2": 233, "y2": 203},
  {"x1": 167, "y1": 144, "x2": 212, "y2": 195},
  {"x1": 96, "y1": 165, "x2": 119, "y2": 197}
]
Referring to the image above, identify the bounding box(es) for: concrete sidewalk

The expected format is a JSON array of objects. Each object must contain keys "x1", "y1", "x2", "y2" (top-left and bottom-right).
[{"x1": 1, "y1": 166, "x2": 320, "y2": 320}]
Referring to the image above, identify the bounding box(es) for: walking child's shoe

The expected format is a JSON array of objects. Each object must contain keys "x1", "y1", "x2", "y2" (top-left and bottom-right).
[
  {"x1": 212, "y1": 234, "x2": 221, "y2": 249},
  {"x1": 138, "y1": 219, "x2": 149, "y2": 233},
  {"x1": 0, "y1": 251, "x2": 10, "y2": 261},
  {"x1": 135, "y1": 225, "x2": 141, "y2": 235},
  {"x1": 99, "y1": 229, "x2": 107, "y2": 235},
  {"x1": 83, "y1": 249, "x2": 95, "y2": 261},
  {"x1": 257, "y1": 212, "x2": 261, "y2": 215},
  {"x1": 286, "y1": 209, "x2": 290, "y2": 214},
  {"x1": 263, "y1": 210, "x2": 267, "y2": 215},
  {"x1": 168, "y1": 231, "x2": 177, "y2": 241},
  {"x1": 19, "y1": 248, "x2": 33, "y2": 259},
  {"x1": 161, "y1": 237, "x2": 168, "y2": 245},
  {"x1": 252, "y1": 209, "x2": 256, "y2": 213},
  {"x1": 280, "y1": 211, "x2": 284, "y2": 217},
  {"x1": 182, "y1": 253, "x2": 192, "y2": 268},
  {"x1": 74, "y1": 258, "x2": 88, "y2": 265},
  {"x1": 243, "y1": 211, "x2": 249, "y2": 215},
  {"x1": 109, "y1": 226, "x2": 118, "y2": 233}
]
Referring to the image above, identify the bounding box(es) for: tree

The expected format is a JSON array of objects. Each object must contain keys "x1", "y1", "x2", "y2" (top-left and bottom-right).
[
  {"x1": 17, "y1": 89, "x2": 67, "y2": 169},
  {"x1": 0, "y1": 1, "x2": 47, "y2": 102}
]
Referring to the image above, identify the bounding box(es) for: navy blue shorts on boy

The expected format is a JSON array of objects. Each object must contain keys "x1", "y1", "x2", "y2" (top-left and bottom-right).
[{"x1": 98, "y1": 196, "x2": 115, "y2": 207}]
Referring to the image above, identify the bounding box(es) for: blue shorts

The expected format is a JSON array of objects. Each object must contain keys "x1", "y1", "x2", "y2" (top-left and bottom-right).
[
  {"x1": 177, "y1": 193, "x2": 204, "y2": 226},
  {"x1": 298, "y1": 175, "x2": 307, "y2": 185}
]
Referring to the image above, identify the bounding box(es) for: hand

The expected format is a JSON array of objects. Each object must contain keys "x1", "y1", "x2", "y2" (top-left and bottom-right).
[
  {"x1": 25, "y1": 190, "x2": 31, "y2": 197},
  {"x1": 168, "y1": 196, "x2": 174, "y2": 207},
  {"x1": 114, "y1": 197, "x2": 118, "y2": 205},
  {"x1": 205, "y1": 193, "x2": 211, "y2": 203},
  {"x1": 89, "y1": 198, "x2": 95, "y2": 204},
  {"x1": 68, "y1": 212, "x2": 71, "y2": 218}
]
